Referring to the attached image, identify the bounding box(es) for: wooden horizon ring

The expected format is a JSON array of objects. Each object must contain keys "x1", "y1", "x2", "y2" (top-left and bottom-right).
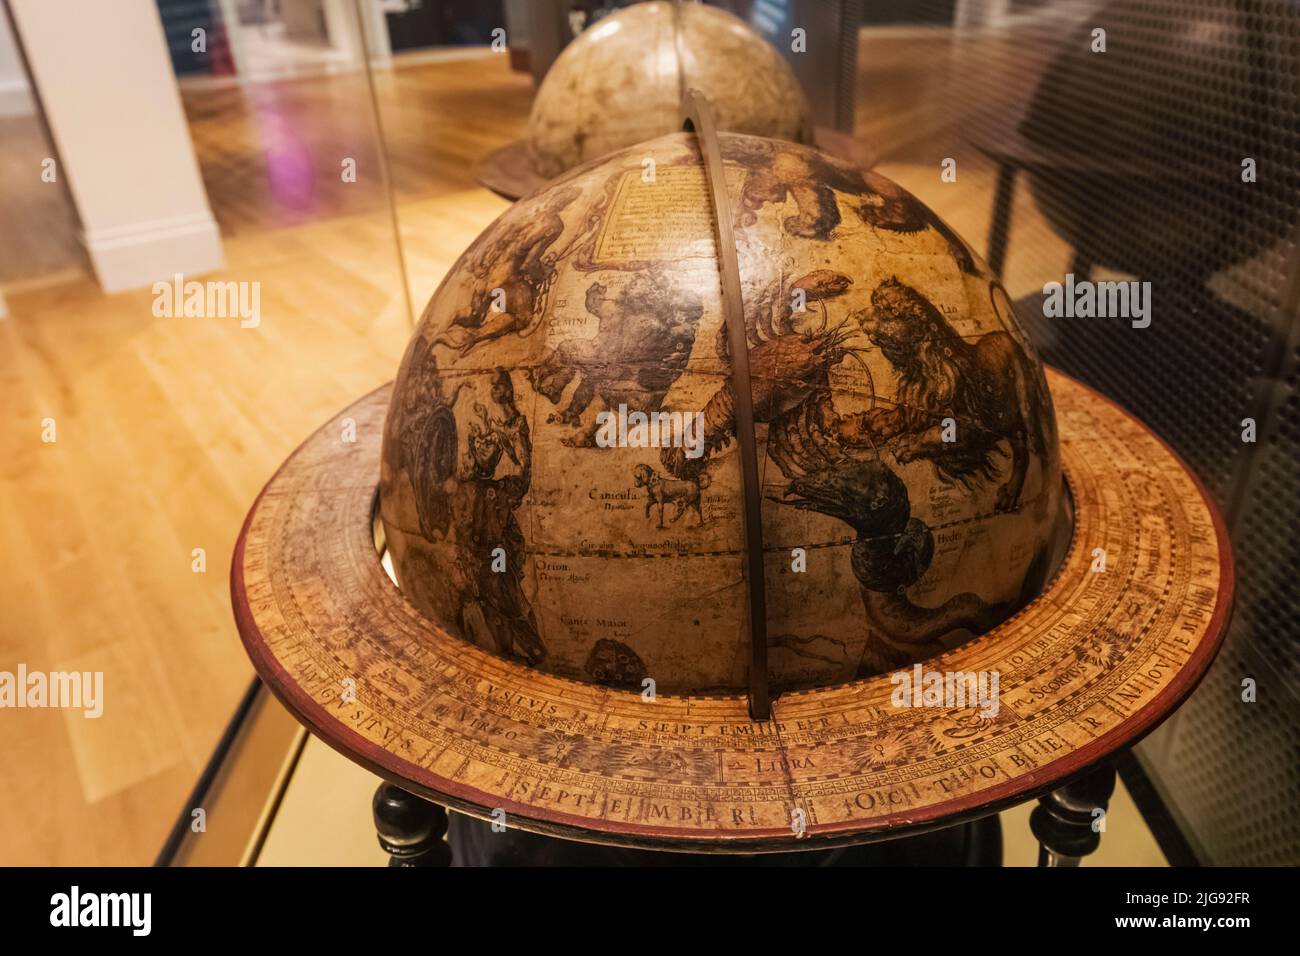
[{"x1": 232, "y1": 369, "x2": 1233, "y2": 853}]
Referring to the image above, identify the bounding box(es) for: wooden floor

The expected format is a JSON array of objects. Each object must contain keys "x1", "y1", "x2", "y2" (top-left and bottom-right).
[
  {"x1": 0, "y1": 112, "x2": 87, "y2": 285},
  {"x1": 181, "y1": 54, "x2": 532, "y2": 238},
  {"x1": 0, "y1": 53, "x2": 532, "y2": 285},
  {"x1": 0, "y1": 189, "x2": 512, "y2": 865},
  {"x1": 0, "y1": 38, "x2": 1071, "y2": 866}
]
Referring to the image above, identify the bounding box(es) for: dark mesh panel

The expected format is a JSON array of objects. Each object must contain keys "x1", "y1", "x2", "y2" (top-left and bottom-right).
[
  {"x1": 863, "y1": 0, "x2": 1300, "y2": 864},
  {"x1": 1156, "y1": 634, "x2": 1300, "y2": 865}
]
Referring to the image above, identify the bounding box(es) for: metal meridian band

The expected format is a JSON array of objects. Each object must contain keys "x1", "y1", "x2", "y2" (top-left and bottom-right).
[{"x1": 680, "y1": 89, "x2": 771, "y2": 721}]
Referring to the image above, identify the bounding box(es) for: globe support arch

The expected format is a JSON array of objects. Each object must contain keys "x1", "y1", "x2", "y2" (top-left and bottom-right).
[{"x1": 680, "y1": 88, "x2": 771, "y2": 722}]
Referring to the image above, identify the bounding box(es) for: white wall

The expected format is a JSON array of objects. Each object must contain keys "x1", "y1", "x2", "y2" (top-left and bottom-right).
[
  {"x1": 8, "y1": 0, "x2": 223, "y2": 292},
  {"x1": 322, "y1": 0, "x2": 392, "y2": 65},
  {"x1": 0, "y1": 9, "x2": 33, "y2": 116}
]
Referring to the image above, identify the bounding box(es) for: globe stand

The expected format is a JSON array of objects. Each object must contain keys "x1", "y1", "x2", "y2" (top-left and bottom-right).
[
  {"x1": 233, "y1": 70, "x2": 1233, "y2": 853},
  {"x1": 376, "y1": 100, "x2": 1133, "y2": 864},
  {"x1": 366, "y1": 762, "x2": 1119, "y2": 866},
  {"x1": 1030, "y1": 763, "x2": 1117, "y2": 867},
  {"x1": 372, "y1": 783, "x2": 452, "y2": 867}
]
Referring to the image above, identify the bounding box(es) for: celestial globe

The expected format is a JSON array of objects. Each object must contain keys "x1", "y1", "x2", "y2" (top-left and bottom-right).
[
  {"x1": 381, "y1": 130, "x2": 1064, "y2": 694},
  {"x1": 526, "y1": 1, "x2": 813, "y2": 179}
]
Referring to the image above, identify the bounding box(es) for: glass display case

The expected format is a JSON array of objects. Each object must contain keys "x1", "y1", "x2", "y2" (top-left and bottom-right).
[{"x1": 1, "y1": 0, "x2": 1295, "y2": 873}]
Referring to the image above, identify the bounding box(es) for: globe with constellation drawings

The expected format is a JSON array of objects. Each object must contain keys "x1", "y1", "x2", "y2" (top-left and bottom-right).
[{"x1": 380, "y1": 129, "x2": 1065, "y2": 695}]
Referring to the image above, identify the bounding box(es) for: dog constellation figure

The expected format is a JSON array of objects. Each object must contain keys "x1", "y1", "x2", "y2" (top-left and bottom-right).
[{"x1": 633, "y1": 464, "x2": 710, "y2": 529}]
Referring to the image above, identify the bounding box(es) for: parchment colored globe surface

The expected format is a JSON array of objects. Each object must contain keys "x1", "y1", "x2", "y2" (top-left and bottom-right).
[
  {"x1": 380, "y1": 131, "x2": 1063, "y2": 694},
  {"x1": 526, "y1": 1, "x2": 813, "y2": 179}
]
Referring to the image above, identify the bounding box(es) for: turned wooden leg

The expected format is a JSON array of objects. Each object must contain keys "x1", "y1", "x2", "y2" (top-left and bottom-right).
[
  {"x1": 1030, "y1": 762, "x2": 1117, "y2": 867},
  {"x1": 372, "y1": 782, "x2": 452, "y2": 867}
]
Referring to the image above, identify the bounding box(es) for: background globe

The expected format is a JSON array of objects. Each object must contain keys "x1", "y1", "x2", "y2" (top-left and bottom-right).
[
  {"x1": 380, "y1": 130, "x2": 1064, "y2": 694},
  {"x1": 526, "y1": 1, "x2": 813, "y2": 180}
]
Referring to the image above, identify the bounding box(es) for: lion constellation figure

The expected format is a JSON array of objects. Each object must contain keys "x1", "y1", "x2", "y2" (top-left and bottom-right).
[{"x1": 849, "y1": 278, "x2": 1054, "y2": 512}]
